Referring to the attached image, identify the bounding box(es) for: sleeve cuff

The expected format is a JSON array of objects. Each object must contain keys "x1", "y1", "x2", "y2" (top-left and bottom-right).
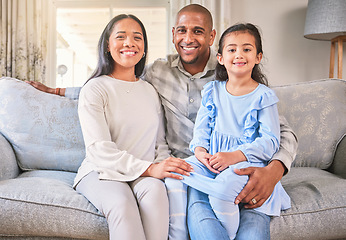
[
  {"x1": 270, "y1": 148, "x2": 292, "y2": 175},
  {"x1": 65, "y1": 87, "x2": 82, "y2": 100}
]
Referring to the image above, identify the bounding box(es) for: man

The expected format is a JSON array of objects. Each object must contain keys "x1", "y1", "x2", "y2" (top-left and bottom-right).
[{"x1": 27, "y1": 4, "x2": 297, "y2": 239}]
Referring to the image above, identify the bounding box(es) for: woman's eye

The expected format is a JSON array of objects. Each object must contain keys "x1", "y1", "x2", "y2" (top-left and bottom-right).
[{"x1": 244, "y1": 48, "x2": 251, "y2": 52}]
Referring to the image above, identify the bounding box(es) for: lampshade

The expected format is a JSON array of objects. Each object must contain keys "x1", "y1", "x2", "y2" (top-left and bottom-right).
[{"x1": 304, "y1": 0, "x2": 346, "y2": 40}]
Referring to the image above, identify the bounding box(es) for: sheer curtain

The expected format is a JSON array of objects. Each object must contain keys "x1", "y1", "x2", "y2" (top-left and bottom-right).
[
  {"x1": 169, "y1": 0, "x2": 232, "y2": 53},
  {"x1": 0, "y1": 0, "x2": 48, "y2": 83}
]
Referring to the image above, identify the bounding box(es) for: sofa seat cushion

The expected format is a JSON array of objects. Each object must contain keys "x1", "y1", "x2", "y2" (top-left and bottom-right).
[
  {"x1": 271, "y1": 167, "x2": 346, "y2": 240},
  {"x1": 0, "y1": 170, "x2": 108, "y2": 239}
]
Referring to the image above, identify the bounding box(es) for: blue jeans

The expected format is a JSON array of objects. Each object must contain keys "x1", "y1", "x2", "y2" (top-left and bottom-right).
[{"x1": 187, "y1": 187, "x2": 270, "y2": 240}]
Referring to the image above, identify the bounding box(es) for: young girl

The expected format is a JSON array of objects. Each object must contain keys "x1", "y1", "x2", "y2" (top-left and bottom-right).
[
  {"x1": 74, "y1": 14, "x2": 192, "y2": 240},
  {"x1": 166, "y1": 23, "x2": 291, "y2": 240}
]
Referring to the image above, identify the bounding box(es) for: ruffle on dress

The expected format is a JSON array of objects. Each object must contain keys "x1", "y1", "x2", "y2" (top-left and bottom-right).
[
  {"x1": 201, "y1": 81, "x2": 216, "y2": 129},
  {"x1": 242, "y1": 87, "x2": 279, "y2": 143}
]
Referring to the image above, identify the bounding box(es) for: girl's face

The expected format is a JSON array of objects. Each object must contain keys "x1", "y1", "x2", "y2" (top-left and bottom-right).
[
  {"x1": 108, "y1": 18, "x2": 145, "y2": 71},
  {"x1": 217, "y1": 31, "x2": 262, "y2": 79}
]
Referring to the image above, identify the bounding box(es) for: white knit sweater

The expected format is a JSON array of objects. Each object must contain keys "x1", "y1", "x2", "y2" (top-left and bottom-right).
[{"x1": 74, "y1": 75, "x2": 170, "y2": 186}]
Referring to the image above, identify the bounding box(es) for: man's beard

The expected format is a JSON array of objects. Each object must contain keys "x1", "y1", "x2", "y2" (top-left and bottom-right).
[{"x1": 181, "y1": 56, "x2": 199, "y2": 65}]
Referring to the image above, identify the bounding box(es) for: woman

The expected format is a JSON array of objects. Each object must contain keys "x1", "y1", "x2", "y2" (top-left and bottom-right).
[{"x1": 74, "y1": 14, "x2": 192, "y2": 240}]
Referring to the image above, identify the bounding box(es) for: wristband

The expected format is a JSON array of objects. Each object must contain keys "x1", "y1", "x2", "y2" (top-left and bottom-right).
[{"x1": 55, "y1": 88, "x2": 61, "y2": 95}]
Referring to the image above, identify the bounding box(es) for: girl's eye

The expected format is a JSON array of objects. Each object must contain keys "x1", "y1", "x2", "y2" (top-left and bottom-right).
[
  {"x1": 228, "y1": 49, "x2": 236, "y2": 52},
  {"x1": 244, "y1": 48, "x2": 251, "y2": 52},
  {"x1": 135, "y1": 36, "x2": 142, "y2": 40},
  {"x1": 116, "y1": 35, "x2": 125, "y2": 39}
]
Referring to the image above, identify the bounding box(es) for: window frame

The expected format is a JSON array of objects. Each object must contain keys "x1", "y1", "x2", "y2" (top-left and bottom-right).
[{"x1": 47, "y1": 0, "x2": 170, "y2": 87}]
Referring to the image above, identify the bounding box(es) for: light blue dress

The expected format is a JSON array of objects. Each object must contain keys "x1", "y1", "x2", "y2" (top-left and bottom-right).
[{"x1": 182, "y1": 80, "x2": 291, "y2": 217}]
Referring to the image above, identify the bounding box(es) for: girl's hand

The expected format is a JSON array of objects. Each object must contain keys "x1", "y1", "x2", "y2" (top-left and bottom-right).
[
  {"x1": 194, "y1": 147, "x2": 219, "y2": 174},
  {"x1": 143, "y1": 157, "x2": 193, "y2": 180},
  {"x1": 209, "y1": 150, "x2": 246, "y2": 171}
]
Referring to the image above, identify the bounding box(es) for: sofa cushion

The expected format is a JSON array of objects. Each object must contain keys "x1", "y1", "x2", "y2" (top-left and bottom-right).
[
  {"x1": 0, "y1": 170, "x2": 108, "y2": 239},
  {"x1": 0, "y1": 77, "x2": 85, "y2": 172},
  {"x1": 271, "y1": 167, "x2": 346, "y2": 240},
  {"x1": 273, "y1": 79, "x2": 346, "y2": 169}
]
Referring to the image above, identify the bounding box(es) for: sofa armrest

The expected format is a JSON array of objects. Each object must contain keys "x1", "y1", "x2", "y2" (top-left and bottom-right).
[
  {"x1": 328, "y1": 135, "x2": 346, "y2": 179},
  {"x1": 0, "y1": 133, "x2": 20, "y2": 180}
]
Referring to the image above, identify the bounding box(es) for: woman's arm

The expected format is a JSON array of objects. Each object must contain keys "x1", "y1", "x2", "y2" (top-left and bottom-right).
[{"x1": 78, "y1": 81, "x2": 152, "y2": 182}]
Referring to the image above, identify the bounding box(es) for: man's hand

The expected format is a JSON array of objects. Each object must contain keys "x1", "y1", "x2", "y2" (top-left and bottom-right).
[
  {"x1": 142, "y1": 157, "x2": 193, "y2": 180},
  {"x1": 25, "y1": 81, "x2": 55, "y2": 94},
  {"x1": 234, "y1": 160, "x2": 286, "y2": 208}
]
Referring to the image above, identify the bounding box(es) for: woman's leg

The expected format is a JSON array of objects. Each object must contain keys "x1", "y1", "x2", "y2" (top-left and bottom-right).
[
  {"x1": 76, "y1": 171, "x2": 146, "y2": 240},
  {"x1": 131, "y1": 177, "x2": 169, "y2": 240}
]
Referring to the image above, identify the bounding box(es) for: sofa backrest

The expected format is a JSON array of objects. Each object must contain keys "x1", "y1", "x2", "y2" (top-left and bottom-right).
[
  {"x1": 0, "y1": 77, "x2": 85, "y2": 172},
  {"x1": 273, "y1": 79, "x2": 346, "y2": 169},
  {"x1": 1, "y1": 77, "x2": 345, "y2": 172}
]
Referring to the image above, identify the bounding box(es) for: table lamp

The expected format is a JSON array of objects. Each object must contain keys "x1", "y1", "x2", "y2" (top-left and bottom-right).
[{"x1": 304, "y1": 0, "x2": 346, "y2": 79}]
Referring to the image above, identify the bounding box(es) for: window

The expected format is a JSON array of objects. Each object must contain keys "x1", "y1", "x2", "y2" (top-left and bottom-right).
[{"x1": 49, "y1": 0, "x2": 169, "y2": 87}]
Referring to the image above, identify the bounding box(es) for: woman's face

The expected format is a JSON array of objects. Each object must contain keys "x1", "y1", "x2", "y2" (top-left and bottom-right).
[{"x1": 108, "y1": 18, "x2": 145, "y2": 71}]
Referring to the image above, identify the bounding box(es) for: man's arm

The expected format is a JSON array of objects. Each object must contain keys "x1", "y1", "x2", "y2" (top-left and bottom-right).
[
  {"x1": 234, "y1": 115, "x2": 298, "y2": 208},
  {"x1": 25, "y1": 81, "x2": 81, "y2": 100}
]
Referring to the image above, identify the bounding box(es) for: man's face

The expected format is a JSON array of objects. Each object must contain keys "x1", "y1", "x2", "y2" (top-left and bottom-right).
[{"x1": 172, "y1": 11, "x2": 215, "y2": 67}]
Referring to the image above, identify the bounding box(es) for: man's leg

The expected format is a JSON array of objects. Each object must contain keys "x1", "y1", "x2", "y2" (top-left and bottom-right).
[
  {"x1": 235, "y1": 206, "x2": 271, "y2": 240},
  {"x1": 187, "y1": 187, "x2": 229, "y2": 240}
]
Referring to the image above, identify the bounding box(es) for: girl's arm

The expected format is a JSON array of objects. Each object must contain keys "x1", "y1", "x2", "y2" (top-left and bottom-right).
[{"x1": 237, "y1": 103, "x2": 281, "y2": 163}]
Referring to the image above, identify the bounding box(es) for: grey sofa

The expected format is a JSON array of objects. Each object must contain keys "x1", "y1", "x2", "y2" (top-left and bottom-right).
[{"x1": 0, "y1": 77, "x2": 345, "y2": 240}]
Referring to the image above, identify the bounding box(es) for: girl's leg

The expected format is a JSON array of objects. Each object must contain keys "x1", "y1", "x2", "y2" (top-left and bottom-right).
[
  {"x1": 165, "y1": 156, "x2": 214, "y2": 240},
  {"x1": 206, "y1": 167, "x2": 249, "y2": 240},
  {"x1": 165, "y1": 176, "x2": 189, "y2": 240},
  {"x1": 76, "y1": 171, "x2": 146, "y2": 240},
  {"x1": 187, "y1": 187, "x2": 230, "y2": 240},
  {"x1": 235, "y1": 207, "x2": 270, "y2": 240},
  {"x1": 131, "y1": 177, "x2": 169, "y2": 240},
  {"x1": 209, "y1": 196, "x2": 239, "y2": 240}
]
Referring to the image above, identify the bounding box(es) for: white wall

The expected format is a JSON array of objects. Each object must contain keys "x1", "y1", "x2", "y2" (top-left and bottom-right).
[{"x1": 229, "y1": 0, "x2": 345, "y2": 86}]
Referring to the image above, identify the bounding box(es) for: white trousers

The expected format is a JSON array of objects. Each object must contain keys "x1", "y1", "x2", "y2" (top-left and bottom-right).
[{"x1": 76, "y1": 171, "x2": 169, "y2": 240}]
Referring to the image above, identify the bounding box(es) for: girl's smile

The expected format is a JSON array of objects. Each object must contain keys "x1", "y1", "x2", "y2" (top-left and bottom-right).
[{"x1": 217, "y1": 32, "x2": 262, "y2": 79}]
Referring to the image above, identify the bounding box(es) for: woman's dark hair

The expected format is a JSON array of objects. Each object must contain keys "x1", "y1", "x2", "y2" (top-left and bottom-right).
[
  {"x1": 87, "y1": 14, "x2": 148, "y2": 81},
  {"x1": 215, "y1": 23, "x2": 268, "y2": 86}
]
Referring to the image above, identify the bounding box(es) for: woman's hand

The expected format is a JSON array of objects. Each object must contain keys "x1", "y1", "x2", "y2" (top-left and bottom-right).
[
  {"x1": 143, "y1": 157, "x2": 193, "y2": 180},
  {"x1": 194, "y1": 147, "x2": 219, "y2": 174},
  {"x1": 209, "y1": 150, "x2": 246, "y2": 172}
]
